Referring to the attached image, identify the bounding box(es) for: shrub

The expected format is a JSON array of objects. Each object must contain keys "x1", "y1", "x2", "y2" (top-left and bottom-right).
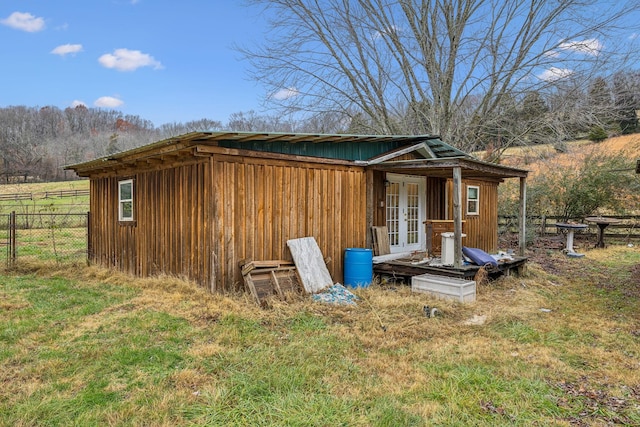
[
  {"x1": 587, "y1": 126, "x2": 608, "y2": 143},
  {"x1": 499, "y1": 149, "x2": 640, "y2": 221}
]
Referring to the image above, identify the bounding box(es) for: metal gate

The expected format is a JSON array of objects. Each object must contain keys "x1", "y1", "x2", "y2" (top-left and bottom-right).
[
  {"x1": 0, "y1": 214, "x2": 9, "y2": 266},
  {"x1": 1, "y1": 211, "x2": 89, "y2": 266}
]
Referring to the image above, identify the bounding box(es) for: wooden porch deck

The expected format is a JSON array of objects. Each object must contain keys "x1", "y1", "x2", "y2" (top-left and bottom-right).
[{"x1": 373, "y1": 252, "x2": 527, "y2": 283}]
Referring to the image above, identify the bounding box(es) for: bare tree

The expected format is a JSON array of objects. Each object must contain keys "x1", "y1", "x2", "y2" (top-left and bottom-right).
[
  {"x1": 241, "y1": 0, "x2": 640, "y2": 150},
  {"x1": 158, "y1": 119, "x2": 224, "y2": 138},
  {"x1": 613, "y1": 71, "x2": 640, "y2": 134},
  {"x1": 296, "y1": 110, "x2": 351, "y2": 133},
  {"x1": 0, "y1": 105, "x2": 169, "y2": 181},
  {"x1": 226, "y1": 110, "x2": 301, "y2": 132}
]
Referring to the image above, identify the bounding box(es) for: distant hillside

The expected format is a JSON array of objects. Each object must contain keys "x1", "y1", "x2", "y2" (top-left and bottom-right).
[{"x1": 494, "y1": 134, "x2": 640, "y2": 175}]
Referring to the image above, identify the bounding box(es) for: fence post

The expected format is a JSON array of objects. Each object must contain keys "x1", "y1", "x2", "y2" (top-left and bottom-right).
[
  {"x1": 86, "y1": 211, "x2": 92, "y2": 266},
  {"x1": 9, "y1": 211, "x2": 16, "y2": 266}
]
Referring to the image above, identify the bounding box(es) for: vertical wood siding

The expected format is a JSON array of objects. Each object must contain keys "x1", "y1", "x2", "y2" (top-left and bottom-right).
[
  {"x1": 426, "y1": 177, "x2": 447, "y2": 220},
  {"x1": 89, "y1": 155, "x2": 367, "y2": 293},
  {"x1": 446, "y1": 179, "x2": 500, "y2": 252},
  {"x1": 371, "y1": 170, "x2": 386, "y2": 226},
  {"x1": 210, "y1": 156, "x2": 367, "y2": 292},
  {"x1": 89, "y1": 160, "x2": 213, "y2": 290}
]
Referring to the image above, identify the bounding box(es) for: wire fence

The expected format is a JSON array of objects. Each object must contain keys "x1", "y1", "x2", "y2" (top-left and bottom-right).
[
  {"x1": 2, "y1": 211, "x2": 637, "y2": 267},
  {"x1": 1, "y1": 212, "x2": 89, "y2": 267}
]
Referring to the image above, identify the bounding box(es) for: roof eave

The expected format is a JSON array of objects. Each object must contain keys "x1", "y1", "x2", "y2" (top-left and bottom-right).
[{"x1": 371, "y1": 157, "x2": 529, "y2": 179}]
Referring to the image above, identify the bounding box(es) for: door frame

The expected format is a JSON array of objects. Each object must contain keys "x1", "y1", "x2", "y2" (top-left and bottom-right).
[{"x1": 385, "y1": 173, "x2": 427, "y2": 253}]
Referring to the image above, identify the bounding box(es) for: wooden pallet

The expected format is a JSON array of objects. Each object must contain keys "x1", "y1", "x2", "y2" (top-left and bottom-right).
[{"x1": 240, "y1": 260, "x2": 301, "y2": 307}]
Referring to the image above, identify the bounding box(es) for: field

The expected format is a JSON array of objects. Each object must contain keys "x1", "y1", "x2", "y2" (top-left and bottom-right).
[
  {"x1": 0, "y1": 180, "x2": 90, "y2": 265},
  {"x1": 0, "y1": 180, "x2": 89, "y2": 215},
  {"x1": 1, "y1": 246, "x2": 640, "y2": 426},
  {"x1": 1, "y1": 143, "x2": 640, "y2": 425}
]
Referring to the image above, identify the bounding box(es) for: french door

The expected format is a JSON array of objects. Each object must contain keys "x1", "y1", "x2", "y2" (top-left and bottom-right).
[{"x1": 385, "y1": 174, "x2": 426, "y2": 253}]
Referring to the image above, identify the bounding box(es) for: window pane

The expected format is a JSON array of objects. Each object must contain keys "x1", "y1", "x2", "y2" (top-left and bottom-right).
[
  {"x1": 121, "y1": 201, "x2": 133, "y2": 219},
  {"x1": 468, "y1": 187, "x2": 478, "y2": 200},
  {"x1": 468, "y1": 200, "x2": 478, "y2": 214},
  {"x1": 120, "y1": 182, "x2": 132, "y2": 200}
]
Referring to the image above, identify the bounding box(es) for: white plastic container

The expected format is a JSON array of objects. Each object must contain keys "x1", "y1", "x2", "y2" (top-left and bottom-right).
[
  {"x1": 411, "y1": 273, "x2": 476, "y2": 303},
  {"x1": 440, "y1": 232, "x2": 466, "y2": 265}
]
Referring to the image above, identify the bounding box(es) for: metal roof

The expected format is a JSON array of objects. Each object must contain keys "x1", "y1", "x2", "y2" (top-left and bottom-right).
[
  {"x1": 208, "y1": 131, "x2": 468, "y2": 160},
  {"x1": 65, "y1": 131, "x2": 526, "y2": 178},
  {"x1": 67, "y1": 131, "x2": 464, "y2": 165}
]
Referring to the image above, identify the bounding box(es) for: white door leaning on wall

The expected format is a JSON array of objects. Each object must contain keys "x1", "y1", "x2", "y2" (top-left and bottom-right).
[{"x1": 385, "y1": 173, "x2": 426, "y2": 253}]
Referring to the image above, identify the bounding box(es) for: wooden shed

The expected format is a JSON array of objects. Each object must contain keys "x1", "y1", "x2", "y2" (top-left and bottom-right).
[{"x1": 66, "y1": 131, "x2": 528, "y2": 293}]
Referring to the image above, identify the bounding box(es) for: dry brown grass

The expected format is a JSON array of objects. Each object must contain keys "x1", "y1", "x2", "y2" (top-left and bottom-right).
[
  {"x1": 498, "y1": 134, "x2": 640, "y2": 176},
  {"x1": 0, "y1": 179, "x2": 89, "y2": 194},
  {"x1": 3, "y1": 245, "x2": 639, "y2": 425}
]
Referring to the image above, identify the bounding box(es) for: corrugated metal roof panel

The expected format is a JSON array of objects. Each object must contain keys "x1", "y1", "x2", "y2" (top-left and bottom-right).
[
  {"x1": 208, "y1": 132, "x2": 467, "y2": 161},
  {"x1": 65, "y1": 131, "x2": 472, "y2": 171}
]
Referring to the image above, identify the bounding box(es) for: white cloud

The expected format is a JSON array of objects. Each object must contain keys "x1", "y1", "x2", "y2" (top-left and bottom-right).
[
  {"x1": 51, "y1": 44, "x2": 83, "y2": 56},
  {"x1": 94, "y1": 96, "x2": 124, "y2": 108},
  {"x1": 537, "y1": 67, "x2": 574, "y2": 82},
  {"x1": 558, "y1": 38, "x2": 602, "y2": 56},
  {"x1": 271, "y1": 87, "x2": 299, "y2": 100},
  {"x1": 70, "y1": 100, "x2": 86, "y2": 108},
  {"x1": 373, "y1": 25, "x2": 401, "y2": 40},
  {"x1": 1, "y1": 11, "x2": 45, "y2": 32},
  {"x1": 98, "y1": 48, "x2": 162, "y2": 72}
]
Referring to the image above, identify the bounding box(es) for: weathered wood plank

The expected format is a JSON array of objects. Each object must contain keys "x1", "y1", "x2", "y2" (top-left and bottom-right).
[
  {"x1": 241, "y1": 260, "x2": 295, "y2": 275},
  {"x1": 225, "y1": 161, "x2": 237, "y2": 290},
  {"x1": 194, "y1": 144, "x2": 356, "y2": 166},
  {"x1": 372, "y1": 226, "x2": 391, "y2": 256},
  {"x1": 89, "y1": 153, "x2": 368, "y2": 293},
  {"x1": 287, "y1": 237, "x2": 333, "y2": 293}
]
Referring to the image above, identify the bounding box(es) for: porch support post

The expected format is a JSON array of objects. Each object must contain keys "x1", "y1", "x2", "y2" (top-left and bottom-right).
[
  {"x1": 519, "y1": 177, "x2": 527, "y2": 256},
  {"x1": 364, "y1": 169, "x2": 375, "y2": 249},
  {"x1": 452, "y1": 167, "x2": 463, "y2": 268}
]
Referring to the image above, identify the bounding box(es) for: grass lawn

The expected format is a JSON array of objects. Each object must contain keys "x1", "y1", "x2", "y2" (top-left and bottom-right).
[
  {"x1": 1, "y1": 246, "x2": 639, "y2": 426},
  {"x1": 0, "y1": 180, "x2": 89, "y2": 195},
  {"x1": 0, "y1": 180, "x2": 89, "y2": 215}
]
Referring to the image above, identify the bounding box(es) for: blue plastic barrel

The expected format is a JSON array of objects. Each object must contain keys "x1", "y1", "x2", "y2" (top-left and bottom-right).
[{"x1": 344, "y1": 248, "x2": 373, "y2": 288}]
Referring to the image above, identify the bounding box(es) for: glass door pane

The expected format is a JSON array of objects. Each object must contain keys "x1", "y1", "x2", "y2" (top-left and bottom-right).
[
  {"x1": 385, "y1": 174, "x2": 426, "y2": 253},
  {"x1": 386, "y1": 182, "x2": 400, "y2": 246},
  {"x1": 406, "y1": 183, "x2": 419, "y2": 245}
]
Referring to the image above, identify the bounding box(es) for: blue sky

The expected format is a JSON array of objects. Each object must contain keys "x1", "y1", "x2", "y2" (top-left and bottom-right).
[
  {"x1": 0, "y1": 1, "x2": 270, "y2": 127},
  {"x1": 3, "y1": 1, "x2": 639, "y2": 130}
]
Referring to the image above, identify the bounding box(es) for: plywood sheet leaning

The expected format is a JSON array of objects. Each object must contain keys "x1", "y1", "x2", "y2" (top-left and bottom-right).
[{"x1": 286, "y1": 237, "x2": 333, "y2": 293}]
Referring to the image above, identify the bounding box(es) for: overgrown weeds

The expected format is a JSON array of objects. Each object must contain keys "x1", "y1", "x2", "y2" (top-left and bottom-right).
[{"x1": 1, "y1": 246, "x2": 639, "y2": 426}]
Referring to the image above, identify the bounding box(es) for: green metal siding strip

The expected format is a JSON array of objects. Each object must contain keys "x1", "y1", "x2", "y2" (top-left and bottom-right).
[{"x1": 217, "y1": 140, "x2": 410, "y2": 161}]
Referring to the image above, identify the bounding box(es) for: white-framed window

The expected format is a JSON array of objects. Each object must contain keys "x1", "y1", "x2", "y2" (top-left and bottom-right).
[
  {"x1": 118, "y1": 179, "x2": 134, "y2": 221},
  {"x1": 467, "y1": 185, "x2": 479, "y2": 215}
]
